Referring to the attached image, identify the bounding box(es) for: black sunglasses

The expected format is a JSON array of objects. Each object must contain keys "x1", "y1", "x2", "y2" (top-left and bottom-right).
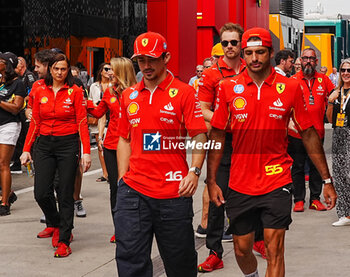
[
  {"x1": 340, "y1": 68, "x2": 350, "y2": 73},
  {"x1": 103, "y1": 67, "x2": 111, "y2": 72},
  {"x1": 221, "y1": 40, "x2": 240, "y2": 47},
  {"x1": 301, "y1": 56, "x2": 316, "y2": 62}
]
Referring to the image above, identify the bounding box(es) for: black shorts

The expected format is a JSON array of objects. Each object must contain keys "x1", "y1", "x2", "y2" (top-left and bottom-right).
[{"x1": 225, "y1": 184, "x2": 293, "y2": 236}]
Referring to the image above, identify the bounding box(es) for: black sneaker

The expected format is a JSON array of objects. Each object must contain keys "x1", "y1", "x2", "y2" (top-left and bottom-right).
[
  {"x1": 9, "y1": 192, "x2": 17, "y2": 205},
  {"x1": 195, "y1": 224, "x2": 207, "y2": 238},
  {"x1": 0, "y1": 205, "x2": 10, "y2": 216},
  {"x1": 10, "y1": 163, "x2": 22, "y2": 174}
]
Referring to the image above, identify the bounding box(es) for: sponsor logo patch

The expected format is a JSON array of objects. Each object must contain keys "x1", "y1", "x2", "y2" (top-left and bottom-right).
[
  {"x1": 233, "y1": 97, "x2": 247, "y2": 110},
  {"x1": 169, "y1": 88, "x2": 178, "y2": 98},
  {"x1": 234, "y1": 84, "x2": 244, "y2": 94},
  {"x1": 41, "y1": 96, "x2": 48, "y2": 104},
  {"x1": 142, "y1": 38, "x2": 148, "y2": 47},
  {"x1": 164, "y1": 102, "x2": 174, "y2": 111},
  {"x1": 128, "y1": 102, "x2": 139, "y2": 115},
  {"x1": 129, "y1": 90, "x2": 139, "y2": 100},
  {"x1": 276, "y1": 83, "x2": 286, "y2": 94}
]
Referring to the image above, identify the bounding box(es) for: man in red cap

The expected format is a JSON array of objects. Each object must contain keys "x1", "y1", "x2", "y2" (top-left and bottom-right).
[
  {"x1": 207, "y1": 27, "x2": 337, "y2": 276},
  {"x1": 115, "y1": 31, "x2": 208, "y2": 277}
]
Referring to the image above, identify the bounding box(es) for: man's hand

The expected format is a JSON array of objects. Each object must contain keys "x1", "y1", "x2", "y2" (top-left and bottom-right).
[
  {"x1": 288, "y1": 119, "x2": 298, "y2": 134},
  {"x1": 323, "y1": 183, "x2": 337, "y2": 210},
  {"x1": 81, "y1": 153, "x2": 91, "y2": 172},
  {"x1": 178, "y1": 172, "x2": 198, "y2": 197},
  {"x1": 207, "y1": 181, "x2": 225, "y2": 207}
]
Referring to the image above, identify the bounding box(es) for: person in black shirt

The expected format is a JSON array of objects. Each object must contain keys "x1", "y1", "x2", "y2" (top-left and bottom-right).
[
  {"x1": 0, "y1": 52, "x2": 26, "y2": 215},
  {"x1": 326, "y1": 58, "x2": 350, "y2": 227},
  {"x1": 10, "y1": 57, "x2": 37, "y2": 174}
]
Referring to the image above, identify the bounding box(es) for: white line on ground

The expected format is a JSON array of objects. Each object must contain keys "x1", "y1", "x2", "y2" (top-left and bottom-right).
[{"x1": 15, "y1": 168, "x2": 102, "y2": 195}]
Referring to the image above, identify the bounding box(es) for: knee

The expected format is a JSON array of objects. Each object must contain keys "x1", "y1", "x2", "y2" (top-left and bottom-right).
[
  {"x1": 0, "y1": 159, "x2": 9, "y2": 170},
  {"x1": 265, "y1": 242, "x2": 284, "y2": 263},
  {"x1": 234, "y1": 241, "x2": 252, "y2": 258}
]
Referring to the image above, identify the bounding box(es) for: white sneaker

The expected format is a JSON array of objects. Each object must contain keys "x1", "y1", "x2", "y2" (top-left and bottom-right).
[
  {"x1": 74, "y1": 200, "x2": 87, "y2": 217},
  {"x1": 332, "y1": 217, "x2": 350, "y2": 227}
]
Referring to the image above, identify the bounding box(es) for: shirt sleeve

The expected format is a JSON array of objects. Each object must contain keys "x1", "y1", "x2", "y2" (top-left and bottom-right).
[
  {"x1": 116, "y1": 92, "x2": 131, "y2": 139},
  {"x1": 86, "y1": 91, "x2": 109, "y2": 118},
  {"x1": 75, "y1": 87, "x2": 91, "y2": 154},
  {"x1": 291, "y1": 83, "x2": 313, "y2": 132},
  {"x1": 325, "y1": 75, "x2": 335, "y2": 96},
  {"x1": 198, "y1": 70, "x2": 216, "y2": 104},
  {"x1": 181, "y1": 86, "x2": 207, "y2": 138},
  {"x1": 14, "y1": 79, "x2": 26, "y2": 98},
  {"x1": 210, "y1": 82, "x2": 230, "y2": 130},
  {"x1": 23, "y1": 89, "x2": 41, "y2": 152}
]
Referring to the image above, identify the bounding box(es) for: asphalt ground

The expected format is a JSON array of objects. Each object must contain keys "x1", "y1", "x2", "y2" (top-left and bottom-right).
[{"x1": 1, "y1": 126, "x2": 350, "y2": 276}]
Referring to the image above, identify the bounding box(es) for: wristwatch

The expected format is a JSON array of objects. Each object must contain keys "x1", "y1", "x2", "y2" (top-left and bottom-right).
[
  {"x1": 322, "y1": 177, "x2": 333, "y2": 185},
  {"x1": 189, "y1": 167, "x2": 201, "y2": 177}
]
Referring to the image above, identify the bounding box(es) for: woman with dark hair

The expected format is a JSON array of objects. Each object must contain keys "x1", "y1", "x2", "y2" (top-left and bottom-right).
[
  {"x1": 20, "y1": 53, "x2": 91, "y2": 257},
  {"x1": 0, "y1": 52, "x2": 26, "y2": 216},
  {"x1": 87, "y1": 57, "x2": 136, "y2": 243},
  {"x1": 88, "y1": 62, "x2": 112, "y2": 182},
  {"x1": 327, "y1": 58, "x2": 350, "y2": 227}
]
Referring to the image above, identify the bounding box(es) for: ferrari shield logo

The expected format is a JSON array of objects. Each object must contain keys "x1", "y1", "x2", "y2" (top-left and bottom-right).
[
  {"x1": 142, "y1": 38, "x2": 148, "y2": 47},
  {"x1": 68, "y1": 89, "x2": 73, "y2": 95},
  {"x1": 169, "y1": 88, "x2": 178, "y2": 98},
  {"x1": 276, "y1": 83, "x2": 286, "y2": 94},
  {"x1": 318, "y1": 78, "x2": 322, "y2": 83}
]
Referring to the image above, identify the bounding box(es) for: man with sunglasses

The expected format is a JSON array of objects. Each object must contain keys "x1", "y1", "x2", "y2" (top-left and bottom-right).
[
  {"x1": 208, "y1": 27, "x2": 336, "y2": 277},
  {"x1": 198, "y1": 22, "x2": 267, "y2": 273},
  {"x1": 288, "y1": 48, "x2": 335, "y2": 213}
]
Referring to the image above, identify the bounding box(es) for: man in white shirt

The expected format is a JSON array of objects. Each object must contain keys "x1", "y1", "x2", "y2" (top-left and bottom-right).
[{"x1": 274, "y1": 49, "x2": 295, "y2": 76}]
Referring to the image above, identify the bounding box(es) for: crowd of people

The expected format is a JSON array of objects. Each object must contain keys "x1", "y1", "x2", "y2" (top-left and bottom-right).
[{"x1": 0, "y1": 20, "x2": 348, "y2": 277}]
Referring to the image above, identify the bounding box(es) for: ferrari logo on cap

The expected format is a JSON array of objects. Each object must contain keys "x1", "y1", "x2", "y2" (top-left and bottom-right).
[
  {"x1": 276, "y1": 83, "x2": 286, "y2": 94},
  {"x1": 68, "y1": 89, "x2": 73, "y2": 95},
  {"x1": 142, "y1": 38, "x2": 148, "y2": 47},
  {"x1": 169, "y1": 88, "x2": 178, "y2": 98},
  {"x1": 318, "y1": 78, "x2": 322, "y2": 83}
]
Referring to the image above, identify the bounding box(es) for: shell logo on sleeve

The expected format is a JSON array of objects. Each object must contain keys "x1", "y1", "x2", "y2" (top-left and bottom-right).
[
  {"x1": 128, "y1": 102, "x2": 139, "y2": 115},
  {"x1": 233, "y1": 97, "x2": 247, "y2": 110}
]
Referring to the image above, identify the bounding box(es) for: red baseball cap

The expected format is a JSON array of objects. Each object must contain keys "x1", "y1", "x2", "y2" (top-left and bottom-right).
[
  {"x1": 131, "y1": 32, "x2": 168, "y2": 59},
  {"x1": 241, "y1": 27, "x2": 272, "y2": 49}
]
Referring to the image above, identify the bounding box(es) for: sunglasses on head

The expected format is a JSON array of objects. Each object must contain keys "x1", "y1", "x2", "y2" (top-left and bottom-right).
[
  {"x1": 103, "y1": 67, "x2": 111, "y2": 72},
  {"x1": 221, "y1": 40, "x2": 240, "y2": 47},
  {"x1": 340, "y1": 68, "x2": 350, "y2": 73}
]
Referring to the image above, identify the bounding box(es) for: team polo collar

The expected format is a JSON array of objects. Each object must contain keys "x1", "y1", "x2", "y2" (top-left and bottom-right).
[
  {"x1": 217, "y1": 57, "x2": 246, "y2": 73},
  {"x1": 137, "y1": 71, "x2": 174, "y2": 92},
  {"x1": 242, "y1": 66, "x2": 277, "y2": 86},
  {"x1": 48, "y1": 83, "x2": 70, "y2": 90}
]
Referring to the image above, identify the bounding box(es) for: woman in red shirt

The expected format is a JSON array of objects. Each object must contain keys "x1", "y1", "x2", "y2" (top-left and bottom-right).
[
  {"x1": 20, "y1": 53, "x2": 91, "y2": 258},
  {"x1": 87, "y1": 57, "x2": 136, "y2": 243}
]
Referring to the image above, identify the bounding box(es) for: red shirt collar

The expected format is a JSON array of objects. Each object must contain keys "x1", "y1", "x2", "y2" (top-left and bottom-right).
[
  {"x1": 137, "y1": 71, "x2": 175, "y2": 92},
  {"x1": 217, "y1": 56, "x2": 246, "y2": 74},
  {"x1": 242, "y1": 66, "x2": 277, "y2": 86}
]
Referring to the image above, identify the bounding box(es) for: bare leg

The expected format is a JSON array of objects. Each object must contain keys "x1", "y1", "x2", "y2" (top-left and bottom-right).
[
  {"x1": 94, "y1": 134, "x2": 108, "y2": 179},
  {"x1": 0, "y1": 144, "x2": 15, "y2": 205},
  {"x1": 200, "y1": 184, "x2": 209, "y2": 228},
  {"x1": 233, "y1": 232, "x2": 258, "y2": 274},
  {"x1": 264, "y1": 228, "x2": 286, "y2": 277}
]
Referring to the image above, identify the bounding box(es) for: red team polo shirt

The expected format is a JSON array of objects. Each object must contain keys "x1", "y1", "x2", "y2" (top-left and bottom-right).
[
  {"x1": 23, "y1": 83, "x2": 90, "y2": 154},
  {"x1": 87, "y1": 88, "x2": 120, "y2": 150},
  {"x1": 290, "y1": 71, "x2": 334, "y2": 139},
  {"x1": 117, "y1": 73, "x2": 207, "y2": 199},
  {"x1": 211, "y1": 68, "x2": 313, "y2": 195},
  {"x1": 198, "y1": 56, "x2": 246, "y2": 105},
  {"x1": 27, "y1": 79, "x2": 45, "y2": 109}
]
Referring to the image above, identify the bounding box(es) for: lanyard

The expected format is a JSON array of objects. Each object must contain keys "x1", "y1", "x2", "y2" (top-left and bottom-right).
[
  {"x1": 303, "y1": 78, "x2": 316, "y2": 96},
  {"x1": 340, "y1": 87, "x2": 350, "y2": 113}
]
